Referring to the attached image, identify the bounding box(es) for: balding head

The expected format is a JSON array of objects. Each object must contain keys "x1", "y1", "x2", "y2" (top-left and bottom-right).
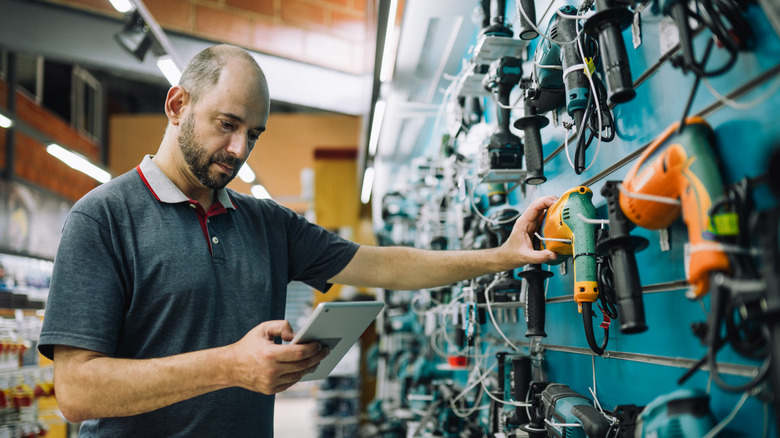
[{"x1": 178, "y1": 45, "x2": 268, "y2": 105}]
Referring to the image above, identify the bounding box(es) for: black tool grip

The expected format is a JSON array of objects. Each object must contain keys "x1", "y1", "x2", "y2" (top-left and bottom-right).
[
  {"x1": 514, "y1": 104, "x2": 549, "y2": 185},
  {"x1": 520, "y1": 265, "x2": 553, "y2": 337},
  {"x1": 508, "y1": 356, "x2": 532, "y2": 426},
  {"x1": 517, "y1": 0, "x2": 538, "y2": 40},
  {"x1": 600, "y1": 181, "x2": 648, "y2": 334},
  {"x1": 523, "y1": 121, "x2": 545, "y2": 185}
]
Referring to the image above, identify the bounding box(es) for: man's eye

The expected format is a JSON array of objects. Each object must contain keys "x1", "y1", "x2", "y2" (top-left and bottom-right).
[{"x1": 220, "y1": 121, "x2": 235, "y2": 130}]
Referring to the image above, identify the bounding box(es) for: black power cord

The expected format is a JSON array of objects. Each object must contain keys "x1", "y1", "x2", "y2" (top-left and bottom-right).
[{"x1": 573, "y1": 33, "x2": 617, "y2": 175}]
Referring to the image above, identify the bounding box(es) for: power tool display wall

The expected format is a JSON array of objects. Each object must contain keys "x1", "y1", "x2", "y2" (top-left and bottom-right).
[{"x1": 368, "y1": 0, "x2": 780, "y2": 436}]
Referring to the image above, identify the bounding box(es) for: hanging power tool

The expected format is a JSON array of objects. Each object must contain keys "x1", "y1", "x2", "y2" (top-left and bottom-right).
[
  {"x1": 597, "y1": 181, "x2": 649, "y2": 334},
  {"x1": 482, "y1": 56, "x2": 524, "y2": 178},
  {"x1": 496, "y1": 353, "x2": 532, "y2": 432},
  {"x1": 523, "y1": 382, "x2": 611, "y2": 438},
  {"x1": 583, "y1": 0, "x2": 636, "y2": 104},
  {"x1": 619, "y1": 117, "x2": 729, "y2": 299},
  {"x1": 479, "y1": 0, "x2": 514, "y2": 38},
  {"x1": 632, "y1": 389, "x2": 717, "y2": 438},
  {"x1": 542, "y1": 186, "x2": 611, "y2": 355}
]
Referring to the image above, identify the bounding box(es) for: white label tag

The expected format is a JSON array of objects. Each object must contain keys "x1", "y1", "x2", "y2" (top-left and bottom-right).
[{"x1": 659, "y1": 16, "x2": 680, "y2": 57}]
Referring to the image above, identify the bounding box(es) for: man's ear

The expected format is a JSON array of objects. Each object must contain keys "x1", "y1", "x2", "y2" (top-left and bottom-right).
[{"x1": 165, "y1": 85, "x2": 189, "y2": 126}]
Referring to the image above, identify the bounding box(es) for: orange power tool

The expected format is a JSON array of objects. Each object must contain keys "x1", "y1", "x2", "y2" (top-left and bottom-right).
[
  {"x1": 542, "y1": 186, "x2": 609, "y2": 355},
  {"x1": 619, "y1": 117, "x2": 729, "y2": 298}
]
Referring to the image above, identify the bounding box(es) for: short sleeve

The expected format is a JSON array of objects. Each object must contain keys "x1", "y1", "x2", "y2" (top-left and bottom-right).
[
  {"x1": 282, "y1": 208, "x2": 359, "y2": 293},
  {"x1": 38, "y1": 210, "x2": 127, "y2": 360}
]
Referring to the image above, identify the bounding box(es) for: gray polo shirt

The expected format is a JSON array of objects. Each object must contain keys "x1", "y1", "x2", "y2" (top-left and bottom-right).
[{"x1": 39, "y1": 156, "x2": 359, "y2": 437}]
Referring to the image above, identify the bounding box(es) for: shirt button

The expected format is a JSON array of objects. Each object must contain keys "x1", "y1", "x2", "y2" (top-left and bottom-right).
[{"x1": 212, "y1": 236, "x2": 219, "y2": 245}]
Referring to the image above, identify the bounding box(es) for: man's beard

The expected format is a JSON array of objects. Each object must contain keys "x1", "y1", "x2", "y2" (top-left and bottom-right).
[{"x1": 178, "y1": 113, "x2": 241, "y2": 190}]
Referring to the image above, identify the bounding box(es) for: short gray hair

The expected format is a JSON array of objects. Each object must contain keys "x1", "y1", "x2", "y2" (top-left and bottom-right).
[{"x1": 178, "y1": 45, "x2": 263, "y2": 104}]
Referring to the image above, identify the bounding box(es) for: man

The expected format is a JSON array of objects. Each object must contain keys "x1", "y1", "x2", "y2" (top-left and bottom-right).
[{"x1": 39, "y1": 45, "x2": 556, "y2": 436}]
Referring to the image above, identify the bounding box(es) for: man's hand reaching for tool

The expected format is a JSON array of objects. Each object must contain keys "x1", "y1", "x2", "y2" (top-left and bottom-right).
[
  {"x1": 227, "y1": 320, "x2": 329, "y2": 394},
  {"x1": 500, "y1": 195, "x2": 558, "y2": 267}
]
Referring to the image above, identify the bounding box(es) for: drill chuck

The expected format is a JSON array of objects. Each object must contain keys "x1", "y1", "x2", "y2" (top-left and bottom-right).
[{"x1": 584, "y1": 0, "x2": 636, "y2": 104}]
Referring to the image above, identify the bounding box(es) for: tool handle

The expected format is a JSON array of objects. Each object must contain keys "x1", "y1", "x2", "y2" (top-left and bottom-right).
[
  {"x1": 517, "y1": 0, "x2": 538, "y2": 40},
  {"x1": 601, "y1": 181, "x2": 647, "y2": 333},
  {"x1": 523, "y1": 120, "x2": 546, "y2": 185},
  {"x1": 523, "y1": 266, "x2": 550, "y2": 337},
  {"x1": 509, "y1": 356, "x2": 532, "y2": 426}
]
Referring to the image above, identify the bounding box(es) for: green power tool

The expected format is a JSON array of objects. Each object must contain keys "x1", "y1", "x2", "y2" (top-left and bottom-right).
[{"x1": 542, "y1": 186, "x2": 610, "y2": 355}]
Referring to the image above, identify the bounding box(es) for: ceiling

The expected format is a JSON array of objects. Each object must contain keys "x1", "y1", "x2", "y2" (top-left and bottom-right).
[{"x1": 0, "y1": 0, "x2": 374, "y2": 116}]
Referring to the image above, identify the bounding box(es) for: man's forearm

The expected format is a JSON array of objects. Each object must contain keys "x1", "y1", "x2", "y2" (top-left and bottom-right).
[
  {"x1": 54, "y1": 345, "x2": 233, "y2": 422},
  {"x1": 333, "y1": 246, "x2": 507, "y2": 290}
]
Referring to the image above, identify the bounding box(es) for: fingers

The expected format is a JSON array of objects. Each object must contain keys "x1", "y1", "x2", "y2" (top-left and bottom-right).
[
  {"x1": 519, "y1": 195, "x2": 557, "y2": 227},
  {"x1": 259, "y1": 320, "x2": 295, "y2": 341}
]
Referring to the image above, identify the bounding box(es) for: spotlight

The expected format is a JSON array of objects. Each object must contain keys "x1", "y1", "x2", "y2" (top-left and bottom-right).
[{"x1": 114, "y1": 10, "x2": 154, "y2": 62}]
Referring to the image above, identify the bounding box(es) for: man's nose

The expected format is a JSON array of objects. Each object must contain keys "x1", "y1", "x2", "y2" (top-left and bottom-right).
[{"x1": 226, "y1": 132, "x2": 250, "y2": 159}]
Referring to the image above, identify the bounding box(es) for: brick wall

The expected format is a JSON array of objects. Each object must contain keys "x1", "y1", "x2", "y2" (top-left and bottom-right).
[
  {"x1": 43, "y1": 0, "x2": 378, "y2": 75},
  {"x1": 0, "y1": 80, "x2": 100, "y2": 202}
]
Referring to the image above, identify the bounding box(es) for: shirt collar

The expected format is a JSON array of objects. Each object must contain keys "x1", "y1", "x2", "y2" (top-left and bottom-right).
[{"x1": 137, "y1": 155, "x2": 236, "y2": 210}]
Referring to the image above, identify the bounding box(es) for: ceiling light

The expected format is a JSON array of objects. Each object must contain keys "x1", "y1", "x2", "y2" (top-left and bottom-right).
[
  {"x1": 47, "y1": 143, "x2": 111, "y2": 184},
  {"x1": 360, "y1": 166, "x2": 375, "y2": 204},
  {"x1": 156, "y1": 55, "x2": 181, "y2": 86},
  {"x1": 368, "y1": 101, "x2": 386, "y2": 156},
  {"x1": 109, "y1": 0, "x2": 135, "y2": 13},
  {"x1": 251, "y1": 184, "x2": 272, "y2": 200},
  {"x1": 237, "y1": 163, "x2": 256, "y2": 183},
  {"x1": 0, "y1": 113, "x2": 13, "y2": 129},
  {"x1": 379, "y1": 0, "x2": 400, "y2": 83}
]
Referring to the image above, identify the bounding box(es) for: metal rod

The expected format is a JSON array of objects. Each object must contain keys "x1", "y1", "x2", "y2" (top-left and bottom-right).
[
  {"x1": 545, "y1": 279, "x2": 690, "y2": 304},
  {"x1": 4, "y1": 51, "x2": 16, "y2": 180},
  {"x1": 541, "y1": 344, "x2": 760, "y2": 377}
]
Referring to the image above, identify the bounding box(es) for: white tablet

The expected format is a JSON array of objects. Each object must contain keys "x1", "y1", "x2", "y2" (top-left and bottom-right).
[{"x1": 291, "y1": 301, "x2": 384, "y2": 381}]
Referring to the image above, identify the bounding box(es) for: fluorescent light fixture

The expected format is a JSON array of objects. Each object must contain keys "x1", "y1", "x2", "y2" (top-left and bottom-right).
[
  {"x1": 251, "y1": 184, "x2": 272, "y2": 200},
  {"x1": 47, "y1": 143, "x2": 111, "y2": 183},
  {"x1": 379, "y1": 0, "x2": 399, "y2": 83},
  {"x1": 367, "y1": 100, "x2": 386, "y2": 156},
  {"x1": 156, "y1": 56, "x2": 181, "y2": 86},
  {"x1": 360, "y1": 166, "x2": 375, "y2": 204},
  {"x1": 109, "y1": 0, "x2": 135, "y2": 13},
  {"x1": 0, "y1": 113, "x2": 13, "y2": 129},
  {"x1": 237, "y1": 163, "x2": 256, "y2": 183}
]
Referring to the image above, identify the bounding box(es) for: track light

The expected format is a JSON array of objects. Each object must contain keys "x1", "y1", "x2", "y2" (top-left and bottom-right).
[
  {"x1": 47, "y1": 144, "x2": 111, "y2": 184},
  {"x1": 114, "y1": 10, "x2": 154, "y2": 62}
]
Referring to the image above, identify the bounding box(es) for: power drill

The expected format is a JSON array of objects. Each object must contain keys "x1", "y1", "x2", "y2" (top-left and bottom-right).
[
  {"x1": 483, "y1": 56, "x2": 524, "y2": 173},
  {"x1": 525, "y1": 382, "x2": 611, "y2": 438},
  {"x1": 583, "y1": 0, "x2": 636, "y2": 104},
  {"x1": 542, "y1": 186, "x2": 609, "y2": 355},
  {"x1": 619, "y1": 117, "x2": 729, "y2": 298}
]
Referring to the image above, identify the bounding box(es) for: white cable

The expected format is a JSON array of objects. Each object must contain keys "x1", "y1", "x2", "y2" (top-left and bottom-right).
[
  {"x1": 617, "y1": 183, "x2": 682, "y2": 205},
  {"x1": 702, "y1": 391, "x2": 749, "y2": 438},
  {"x1": 545, "y1": 418, "x2": 583, "y2": 428},
  {"x1": 516, "y1": 0, "x2": 586, "y2": 47},
  {"x1": 534, "y1": 232, "x2": 572, "y2": 244},
  {"x1": 484, "y1": 278, "x2": 523, "y2": 352},
  {"x1": 703, "y1": 75, "x2": 780, "y2": 111},
  {"x1": 467, "y1": 176, "x2": 523, "y2": 225},
  {"x1": 578, "y1": 213, "x2": 609, "y2": 226}
]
